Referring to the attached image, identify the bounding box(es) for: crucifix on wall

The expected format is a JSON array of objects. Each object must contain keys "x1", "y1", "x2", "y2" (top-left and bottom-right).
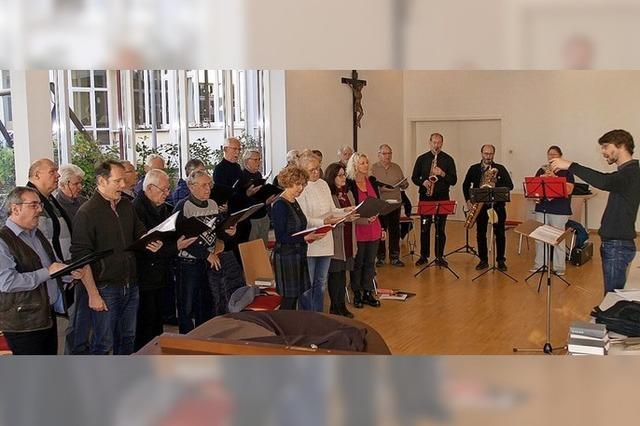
[{"x1": 341, "y1": 70, "x2": 367, "y2": 151}]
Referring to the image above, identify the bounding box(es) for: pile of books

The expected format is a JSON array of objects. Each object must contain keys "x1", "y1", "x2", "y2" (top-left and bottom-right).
[{"x1": 567, "y1": 321, "x2": 609, "y2": 355}]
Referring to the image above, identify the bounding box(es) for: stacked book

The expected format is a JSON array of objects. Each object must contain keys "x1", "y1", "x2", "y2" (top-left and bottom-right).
[{"x1": 567, "y1": 321, "x2": 610, "y2": 356}]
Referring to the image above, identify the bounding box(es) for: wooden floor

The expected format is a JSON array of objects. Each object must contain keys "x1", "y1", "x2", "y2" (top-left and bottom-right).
[{"x1": 349, "y1": 219, "x2": 633, "y2": 355}]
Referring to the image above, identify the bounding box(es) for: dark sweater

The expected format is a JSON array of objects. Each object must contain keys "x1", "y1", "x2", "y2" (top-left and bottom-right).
[
  {"x1": 462, "y1": 162, "x2": 514, "y2": 207},
  {"x1": 133, "y1": 194, "x2": 178, "y2": 290},
  {"x1": 411, "y1": 151, "x2": 457, "y2": 200},
  {"x1": 212, "y1": 158, "x2": 243, "y2": 212},
  {"x1": 569, "y1": 159, "x2": 640, "y2": 240},
  {"x1": 71, "y1": 192, "x2": 146, "y2": 286}
]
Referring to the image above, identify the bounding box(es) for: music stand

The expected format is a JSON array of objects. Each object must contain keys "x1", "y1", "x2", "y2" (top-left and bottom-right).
[
  {"x1": 414, "y1": 200, "x2": 459, "y2": 279},
  {"x1": 469, "y1": 187, "x2": 517, "y2": 282},
  {"x1": 522, "y1": 177, "x2": 572, "y2": 291},
  {"x1": 445, "y1": 206, "x2": 479, "y2": 259},
  {"x1": 513, "y1": 222, "x2": 572, "y2": 354}
]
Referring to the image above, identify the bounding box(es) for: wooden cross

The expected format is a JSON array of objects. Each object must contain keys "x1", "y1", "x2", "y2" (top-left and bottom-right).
[{"x1": 341, "y1": 70, "x2": 367, "y2": 151}]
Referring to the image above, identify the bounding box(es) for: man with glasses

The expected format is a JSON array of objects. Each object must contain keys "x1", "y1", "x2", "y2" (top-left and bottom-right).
[
  {"x1": 133, "y1": 169, "x2": 197, "y2": 350},
  {"x1": 0, "y1": 187, "x2": 83, "y2": 354},
  {"x1": 55, "y1": 164, "x2": 87, "y2": 220},
  {"x1": 54, "y1": 163, "x2": 93, "y2": 355},
  {"x1": 240, "y1": 149, "x2": 275, "y2": 245},
  {"x1": 120, "y1": 160, "x2": 139, "y2": 201},
  {"x1": 173, "y1": 170, "x2": 236, "y2": 333},
  {"x1": 213, "y1": 137, "x2": 250, "y2": 258},
  {"x1": 372, "y1": 144, "x2": 409, "y2": 267},
  {"x1": 71, "y1": 160, "x2": 163, "y2": 355},
  {"x1": 170, "y1": 158, "x2": 206, "y2": 207}
]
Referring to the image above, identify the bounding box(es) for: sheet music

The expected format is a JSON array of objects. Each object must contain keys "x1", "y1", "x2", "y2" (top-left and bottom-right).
[
  {"x1": 528, "y1": 224, "x2": 565, "y2": 245},
  {"x1": 143, "y1": 212, "x2": 179, "y2": 236}
]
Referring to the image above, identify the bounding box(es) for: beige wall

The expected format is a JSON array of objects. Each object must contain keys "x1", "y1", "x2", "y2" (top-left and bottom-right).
[
  {"x1": 403, "y1": 71, "x2": 640, "y2": 229},
  {"x1": 285, "y1": 70, "x2": 640, "y2": 230},
  {"x1": 285, "y1": 70, "x2": 404, "y2": 169}
]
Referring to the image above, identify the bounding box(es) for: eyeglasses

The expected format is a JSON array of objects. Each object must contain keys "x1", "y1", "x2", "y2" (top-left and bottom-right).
[
  {"x1": 336, "y1": 172, "x2": 346, "y2": 177},
  {"x1": 150, "y1": 184, "x2": 171, "y2": 194},
  {"x1": 16, "y1": 201, "x2": 44, "y2": 209}
]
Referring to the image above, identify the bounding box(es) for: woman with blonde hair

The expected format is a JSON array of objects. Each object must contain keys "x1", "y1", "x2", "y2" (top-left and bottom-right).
[{"x1": 346, "y1": 152, "x2": 385, "y2": 308}]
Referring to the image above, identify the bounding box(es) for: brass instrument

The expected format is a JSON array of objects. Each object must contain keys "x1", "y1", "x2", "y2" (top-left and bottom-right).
[
  {"x1": 426, "y1": 152, "x2": 439, "y2": 197},
  {"x1": 464, "y1": 164, "x2": 499, "y2": 229}
]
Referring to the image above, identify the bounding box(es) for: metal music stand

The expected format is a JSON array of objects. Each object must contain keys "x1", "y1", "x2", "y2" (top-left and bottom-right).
[
  {"x1": 414, "y1": 200, "x2": 459, "y2": 279},
  {"x1": 512, "y1": 223, "x2": 573, "y2": 354},
  {"x1": 522, "y1": 177, "x2": 572, "y2": 291},
  {"x1": 469, "y1": 187, "x2": 517, "y2": 282},
  {"x1": 445, "y1": 207, "x2": 479, "y2": 259}
]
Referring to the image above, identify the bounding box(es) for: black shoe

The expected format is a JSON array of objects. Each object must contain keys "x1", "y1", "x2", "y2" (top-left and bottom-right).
[
  {"x1": 415, "y1": 257, "x2": 428, "y2": 266},
  {"x1": 329, "y1": 306, "x2": 340, "y2": 315},
  {"x1": 339, "y1": 305, "x2": 354, "y2": 318},
  {"x1": 435, "y1": 257, "x2": 448, "y2": 267},
  {"x1": 390, "y1": 258, "x2": 405, "y2": 267},
  {"x1": 498, "y1": 261, "x2": 508, "y2": 271},
  {"x1": 353, "y1": 291, "x2": 364, "y2": 309},
  {"x1": 363, "y1": 291, "x2": 381, "y2": 307},
  {"x1": 376, "y1": 258, "x2": 385, "y2": 267},
  {"x1": 476, "y1": 260, "x2": 489, "y2": 270}
]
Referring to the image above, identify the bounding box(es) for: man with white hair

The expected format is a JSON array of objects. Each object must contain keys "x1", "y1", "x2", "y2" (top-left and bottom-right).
[
  {"x1": 133, "y1": 154, "x2": 165, "y2": 197},
  {"x1": 54, "y1": 163, "x2": 92, "y2": 355},
  {"x1": 172, "y1": 170, "x2": 236, "y2": 333},
  {"x1": 55, "y1": 164, "x2": 87, "y2": 219},
  {"x1": 337, "y1": 145, "x2": 354, "y2": 166},
  {"x1": 212, "y1": 137, "x2": 250, "y2": 258},
  {"x1": 133, "y1": 169, "x2": 196, "y2": 350},
  {"x1": 240, "y1": 149, "x2": 274, "y2": 245},
  {"x1": 372, "y1": 144, "x2": 409, "y2": 267}
]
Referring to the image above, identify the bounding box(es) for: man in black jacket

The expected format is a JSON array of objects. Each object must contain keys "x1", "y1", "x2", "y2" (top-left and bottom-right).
[
  {"x1": 411, "y1": 133, "x2": 457, "y2": 267},
  {"x1": 71, "y1": 160, "x2": 163, "y2": 355},
  {"x1": 132, "y1": 169, "x2": 197, "y2": 350},
  {"x1": 551, "y1": 129, "x2": 640, "y2": 294},
  {"x1": 462, "y1": 144, "x2": 514, "y2": 271}
]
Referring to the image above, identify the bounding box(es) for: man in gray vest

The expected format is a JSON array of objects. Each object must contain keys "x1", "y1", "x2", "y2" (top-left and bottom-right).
[{"x1": 0, "y1": 187, "x2": 82, "y2": 354}]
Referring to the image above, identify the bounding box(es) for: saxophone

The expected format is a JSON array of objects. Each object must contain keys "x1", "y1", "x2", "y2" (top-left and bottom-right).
[
  {"x1": 426, "y1": 152, "x2": 439, "y2": 197},
  {"x1": 464, "y1": 164, "x2": 499, "y2": 229}
]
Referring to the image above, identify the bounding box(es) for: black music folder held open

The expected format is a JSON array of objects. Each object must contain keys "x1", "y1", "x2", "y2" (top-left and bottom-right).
[
  {"x1": 357, "y1": 197, "x2": 402, "y2": 218},
  {"x1": 127, "y1": 212, "x2": 211, "y2": 251},
  {"x1": 217, "y1": 203, "x2": 266, "y2": 230},
  {"x1": 52, "y1": 248, "x2": 115, "y2": 279},
  {"x1": 253, "y1": 183, "x2": 283, "y2": 203}
]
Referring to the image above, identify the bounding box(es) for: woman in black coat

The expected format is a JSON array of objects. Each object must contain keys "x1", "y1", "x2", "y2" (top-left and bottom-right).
[{"x1": 345, "y1": 152, "x2": 386, "y2": 309}]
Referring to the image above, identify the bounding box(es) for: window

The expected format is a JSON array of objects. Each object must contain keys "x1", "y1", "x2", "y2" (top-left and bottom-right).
[
  {"x1": 187, "y1": 69, "x2": 224, "y2": 127},
  {"x1": 0, "y1": 70, "x2": 14, "y2": 208},
  {"x1": 68, "y1": 70, "x2": 111, "y2": 145},
  {"x1": 231, "y1": 70, "x2": 246, "y2": 127},
  {"x1": 133, "y1": 70, "x2": 170, "y2": 130}
]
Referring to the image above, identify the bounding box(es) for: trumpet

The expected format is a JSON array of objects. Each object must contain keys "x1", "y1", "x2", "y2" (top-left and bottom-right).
[
  {"x1": 426, "y1": 152, "x2": 438, "y2": 197},
  {"x1": 541, "y1": 163, "x2": 555, "y2": 176}
]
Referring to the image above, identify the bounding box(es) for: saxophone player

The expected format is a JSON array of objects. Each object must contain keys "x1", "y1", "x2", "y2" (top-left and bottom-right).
[
  {"x1": 462, "y1": 145, "x2": 514, "y2": 271},
  {"x1": 411, "y1": 133, "x2": 457, "y2": 266}
]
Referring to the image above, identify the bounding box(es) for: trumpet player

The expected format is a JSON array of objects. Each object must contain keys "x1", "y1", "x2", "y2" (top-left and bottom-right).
[
  {"x1": 411, "y1": 133, "x2": 457, "y2": 267},
  {"x1": 462, "y1": 145, "x2": 513, "y2": 271},
  {"x1": 531, "y1": 146, "x2": 575, "y2": 276}
]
